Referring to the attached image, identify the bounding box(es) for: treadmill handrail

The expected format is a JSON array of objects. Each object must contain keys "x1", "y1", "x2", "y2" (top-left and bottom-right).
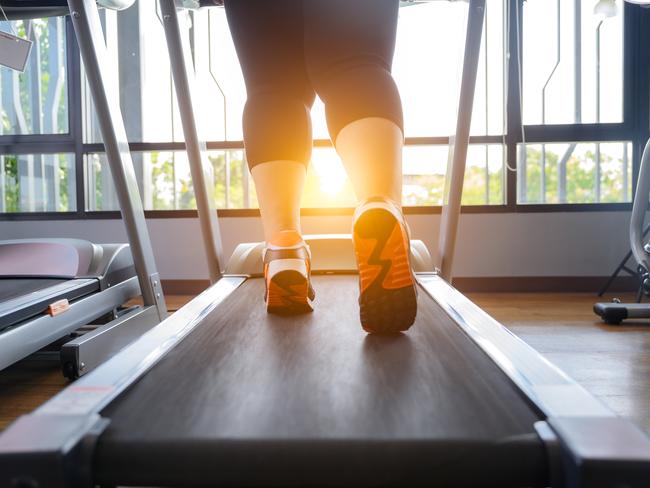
[
  {"x1": 68, "y1": 0, "x2": 167, "y2": 320},
  {"x1": 159, "y1": 0, "x2": 225, "y2": 283},
  {"x1": 436, "y1": 0, "x2": 486, "y2": 281}
]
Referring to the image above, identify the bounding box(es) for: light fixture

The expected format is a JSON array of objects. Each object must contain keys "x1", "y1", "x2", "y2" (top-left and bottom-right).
[{"x1": 594, "y1": 0, "x2": 618, "y2": 18}]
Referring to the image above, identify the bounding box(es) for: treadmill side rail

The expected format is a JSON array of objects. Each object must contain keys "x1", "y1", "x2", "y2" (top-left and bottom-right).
[
  {"x1": 418, "y1": 273, "x2": 650, "y2": 487},
  {"x1": 549, "y1": 416, "x2": 650, "y2": 488},
  {"x1": 36, "y1": 277, "x2": 244, "y2": 417},
  {"x1": 0, "y1": 277, "x2": 244, "y2": 487},
  {"x1": 60, "y1": 304, "x2": 160, "y2": 379},
  {"x1": 0, "y1": 277, "x2": 140, "y2": 371},
  {"x1": 0, "y1": 414, "x2": 109, "y2": 488}
]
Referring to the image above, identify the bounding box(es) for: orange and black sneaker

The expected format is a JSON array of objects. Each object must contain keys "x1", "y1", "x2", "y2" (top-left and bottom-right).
[
  {"x1": 263, "y1": 231, "x2": 315, "y2": 315},
  {"x1": 352, "y1": 197, "x2": 417, "y2": 334}
]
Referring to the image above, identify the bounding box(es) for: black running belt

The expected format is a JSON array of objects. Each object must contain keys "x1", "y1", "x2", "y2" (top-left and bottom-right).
[
  {"x1": 95, "y1": 276, "x2": 547, "y2": 487},
  {"x1": 0, "y1": 278, "x2": 99, "y2": 331}
]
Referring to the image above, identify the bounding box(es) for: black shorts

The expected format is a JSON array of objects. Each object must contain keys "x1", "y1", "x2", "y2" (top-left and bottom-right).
[{"x1": 224, "y1": 0, "x2": 403, "y2": 168}]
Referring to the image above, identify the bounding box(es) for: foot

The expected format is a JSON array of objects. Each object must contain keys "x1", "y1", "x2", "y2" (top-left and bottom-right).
[
  {"x1": 352, "y1": 197, "x2": 417, "y2": 334},
  {"x1": 263, "y1": 231, "x2": 315, "y2": 315}
]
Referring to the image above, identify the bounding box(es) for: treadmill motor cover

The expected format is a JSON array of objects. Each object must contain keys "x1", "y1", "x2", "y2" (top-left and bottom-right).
[{"x1": 0, "y1": 239, "x2": 97, "y2": 278}]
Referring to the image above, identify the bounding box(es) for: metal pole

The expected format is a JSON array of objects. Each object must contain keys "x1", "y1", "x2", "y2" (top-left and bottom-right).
[
  {"x1": 437, "y1": 0, "x2": 486, "y2": 281},
  {"x1": 29, "y1": 23, "x2": 45, "y2": 211},
  {"x1": 540, "y1": 0, "x2": 561, "y2": 204},
  {"x1": 596, "y1": 20, "x2": 602, "y2": 203},
  {"x1": 621, "y1": 142, "x2": 630, "y2": 202},
  {"x1": 484, "y1": 3, "x2": 489, "y2": 205},
  {"x1": 159, "y1": 0, "x2": 225, "y2": 282},
  {"x1": 67, "y1": 0, "x2": 167, "y2": 319},
  {"x1": 44, "y1": 17, "x2": 65, "y2": 211}
]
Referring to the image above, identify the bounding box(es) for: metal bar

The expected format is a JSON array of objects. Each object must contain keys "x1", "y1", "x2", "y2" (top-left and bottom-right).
[
  {"x1": 539, "y1": 0, "x2": 561, "y2": 204},
  {"x1": 436, "y1": 0, "x2": 486, "y2": 280},
  {"x1": 483, "y1": 3, "x2": 489, "y2": 205},
  {"x1": 630, "y1": 138, "x2": 650, "y2": 274},
  {"x1": 67, "y1": 0, "x2": 167, "y2": 319},
  {"x1": 0, "y1": 66, "x2": 5, "y2": 212},
  {"x1": 65, "y1": 15, "x2": 84, "y2": 215},
  {"x1": 61, "y1": 304, "x2": 160, "y2": 378},
  {"x1": 44, "y1": 18, "x2": 65, "y2": 211},
  {"x1": 506, "y1": 0, "x2": 520, "y2": 209},
  {"x1": 419, "y1": 274, "x2": 650, "y2": 486},
  {"x1": 558, "y1": 143, "x2": 576, "y2": 203},
  {"x1": 557, "y1": 0, "x2": 582, "y2": 203},
  {"x1": 596, "y1": 20, "x2": 603, "y2": 203},
  {"x1": 118, "y1": 3, "x2": 150, "y2": 209},
  {"x1": 0, "y1": 277, "x2": 140, "y2": 372},
  {"x1": 621, "y1": 142, "x2": 630, "y2": 202},
  {"x1": 28, "y1": 23, "x2": 45, "y2": 211},
  {"x1": 159, "y1": 0, "x2": 225, "y2": 282}
]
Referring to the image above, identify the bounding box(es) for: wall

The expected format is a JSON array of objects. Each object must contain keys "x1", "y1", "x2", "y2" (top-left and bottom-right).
[{"x1": 0, "y1": 211, "x2": 632, "y2": 283}]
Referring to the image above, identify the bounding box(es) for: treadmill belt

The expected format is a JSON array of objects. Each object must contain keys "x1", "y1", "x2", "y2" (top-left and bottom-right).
[
  {"x1": 96, "y1": 276, "x2": 547, "y2": 487},
  {"x1": 0, "y1": 278, "x2": 99, "y2": 330},
  {"x1": 0, "y1": 278, "x2": 67, "y2": 302}
]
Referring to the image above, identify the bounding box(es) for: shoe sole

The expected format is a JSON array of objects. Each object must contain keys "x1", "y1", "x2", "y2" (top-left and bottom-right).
[
  {"x1": 266, "y1": 269, "x2": 314, "y2": 315},
  {"x1": 353, "y1": 207, "x2": 417, "y2": 334}
]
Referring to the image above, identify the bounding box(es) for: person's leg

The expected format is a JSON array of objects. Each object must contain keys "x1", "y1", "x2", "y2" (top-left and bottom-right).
[
  {"x1": 305, "y1": 0, "x2": 417, "y2": 333},
  {"x1": 224, "y1": 0, "x2": 315, "y2": 242},
  {"x1": 335, "y1": 118, "x2": 403, "y2": 204},
  {"x1": 304, "y1": 0, "x2": 403, "y2": 205},
  {"x1": 224, "y1": 0, "x2": 316, "y2": 313}
]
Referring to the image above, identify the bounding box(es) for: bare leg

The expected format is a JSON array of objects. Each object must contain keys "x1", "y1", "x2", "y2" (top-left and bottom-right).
[
  {"x1": 251, "y1": 160, "x2": 306, "y2": 242},
  {"x1": 335, "y1": 117, "x2": 403, "y2": 205}
]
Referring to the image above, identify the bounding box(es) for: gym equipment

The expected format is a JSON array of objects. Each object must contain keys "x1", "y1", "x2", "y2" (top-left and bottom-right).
[
  {"x1": 1, "y1": 0, "x2": 650, "y2": 487},
  {"x1": 595, "y1": 139, "x2": 650, "y2": 324},
  {"x1": 0, "y1": 0, "x2": 168, "y2": 378},
  {"x1": 0, "y1": 238, "x2": 143, "y2": 375},
  {"x1": 597, "y1": 225, "x2": 650, "y2": 300}
]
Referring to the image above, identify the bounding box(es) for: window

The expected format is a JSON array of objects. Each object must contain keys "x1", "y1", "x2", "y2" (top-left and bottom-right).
[
  {"x1": 1, "y1": 1, "x2": 646, "y2": 220},
  {"x1": 516, "y1": 0, "x2": 632, "y2": 206},
  {"x1": 517, "y1": 142, "x2": 632, "y2": 204},
  {"x1": 80, "y1": 1, "x2": 506, "y2": 208},
  {"x1": 522, "y1": 0, "x2": 624, "y2": 125},
  {"x1": 0, "y1": 19, "x2": 69, "y2": 136},
  {"x1": 0, "y1": 153, "x2": 75, "y2": 212}
]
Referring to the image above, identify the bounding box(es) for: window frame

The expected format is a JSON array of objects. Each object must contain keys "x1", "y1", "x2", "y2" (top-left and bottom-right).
[{"x1": 0, "y1": 2, "x2": 648, "y2": 221}]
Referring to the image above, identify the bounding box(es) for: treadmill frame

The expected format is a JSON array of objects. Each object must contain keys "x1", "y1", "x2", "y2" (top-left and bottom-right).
[
  {"x1": 0, "y1": 0, "x2": 170, "y2": 377},
  {"x1": 0, "y1": 276, "x2": 140, "y2": 371},
  {"x1": 3, "y1": 273, "x2": 650, "y2": 486}
]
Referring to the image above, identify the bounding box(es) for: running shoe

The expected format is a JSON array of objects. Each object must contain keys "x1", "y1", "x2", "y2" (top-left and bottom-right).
[
  {"x1": 263, "y1": 231, "x2": 315, "y2": 315},
  {"x1": 352, "y1": 197, "x2": 417, "y2": 333}
]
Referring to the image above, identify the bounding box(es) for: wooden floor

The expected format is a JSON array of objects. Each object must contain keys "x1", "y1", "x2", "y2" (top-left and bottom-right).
[{"x1": 1, "y1": 292, "x2": 649, "y2": 437}]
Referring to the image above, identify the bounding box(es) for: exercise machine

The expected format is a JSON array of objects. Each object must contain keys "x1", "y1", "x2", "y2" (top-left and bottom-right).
[
  {"x1": 1, "y1": 0, "x2": 650, "y2": 486},
  {"x1": 595, "y1": 138, "x2": 650, "y2": 324},
  {"x1": 0, "y1": 0, "x2": 169, "y2": 379},
  {"x1": 0, "y1": 238, "x2": 144, "y2": 376}
]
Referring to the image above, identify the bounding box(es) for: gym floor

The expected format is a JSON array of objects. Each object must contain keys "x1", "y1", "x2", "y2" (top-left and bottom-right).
[{"x1": 1, "y1": 291, "x2": 649, "y2": 436}]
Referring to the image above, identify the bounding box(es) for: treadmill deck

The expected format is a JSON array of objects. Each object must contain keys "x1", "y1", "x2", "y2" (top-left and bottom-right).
[{"x1": 96, "y1": 275, "x2": 546, "y2": 486}]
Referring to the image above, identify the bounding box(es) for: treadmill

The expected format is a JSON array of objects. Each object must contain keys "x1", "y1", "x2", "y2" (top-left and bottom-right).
[
  {"x1": 0, "y1": 0, "x2": 207, "y2": 378},
  {"x1": 2, "y1": 0, "x2": 650, "y2": 486},
  {"x1": 0, "y1": 238, "x2": 141, "y2": 374}
]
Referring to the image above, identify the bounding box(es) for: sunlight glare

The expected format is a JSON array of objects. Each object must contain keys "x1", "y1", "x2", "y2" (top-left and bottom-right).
[{"x1": 311, "y1": 151, "x2": 348, "y2": 197}]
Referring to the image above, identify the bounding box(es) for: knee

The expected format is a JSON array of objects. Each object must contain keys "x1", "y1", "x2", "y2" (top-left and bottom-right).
[
  {"x1": 308, "y1": 60, "x2": 403, "y2": 143},
  {"x1": 243, "y1": 90, "x2": 316, "y2": 168}
]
